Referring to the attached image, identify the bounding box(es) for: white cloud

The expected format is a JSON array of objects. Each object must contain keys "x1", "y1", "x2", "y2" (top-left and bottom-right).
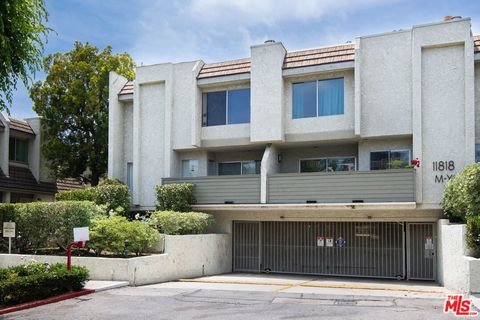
[{"x1": 129, "y1": 0, "x2": 398, "y2": 65}]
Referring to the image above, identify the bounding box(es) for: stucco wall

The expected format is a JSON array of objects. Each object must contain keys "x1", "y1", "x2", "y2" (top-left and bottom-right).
[
  {"x1": 476, "y1": 63, "x2": 480, "y2": 144},
  {"x1": 0, "y1": 234, "x2": 231, "y2": 286},
  {"x1": 283, "y1": 70, "x2": 355, "y2": 142}
]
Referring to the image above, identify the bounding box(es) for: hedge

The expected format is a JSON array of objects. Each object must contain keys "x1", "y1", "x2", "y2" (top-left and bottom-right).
[
  {"x1": 0, "y1": 201, "x2": 101, "y2": 253},
  {"x1": 88, "y1": 216, "x2": 161, "y2": 256},
  {"x1": 150, "y1": 211, "x2": 214, "y2": 235},
  {"x1": 443, "y1": 163, "x2": 480, "y2": 222},
  {"x1": 0, "y1": 263, "x2": 89, "y2": 306},
  {"x1": 56, "y1": 181, "x2": 130, "y2": 217},
  {"x1": 155, "y1": 183, "x2": 195, "y2": 212}
]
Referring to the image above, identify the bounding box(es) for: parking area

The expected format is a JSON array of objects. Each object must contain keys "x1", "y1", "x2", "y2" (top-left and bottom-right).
[{"x1": 3, "y1": 273, "x2": 460, "y2": 320}]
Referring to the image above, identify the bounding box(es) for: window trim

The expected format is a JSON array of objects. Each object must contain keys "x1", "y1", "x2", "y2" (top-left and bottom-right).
[
  {"x1": 292, "y1": 77, "x2": 345, "y2": 119},
  {"x1": 181, "y1": 159, "x2": 200, "y2": 177},
  {"x1": 369, "y1": 149, "x2": 411, "y2": 170},
  {"x1": 202, "y1": 87, "x2": 250, "y2": 127},
  {"x1": 298, "y1": 156, "x2": 357, "y2": 173},
  {"x1": 218, "y1": 160, "x2": 260, "y2": 175}
]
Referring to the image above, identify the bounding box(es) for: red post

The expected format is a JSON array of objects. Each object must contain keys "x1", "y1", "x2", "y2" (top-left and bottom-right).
[{"x1": 67, "y1": 241, "x2": 84, "y2": 272}]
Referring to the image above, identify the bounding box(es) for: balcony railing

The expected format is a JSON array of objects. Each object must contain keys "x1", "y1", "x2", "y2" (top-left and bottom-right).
[
  {"x1": 162, "y1": 169, "x2": 415, "y2": 205},
  {"x1": 267, "y1": 169, "x2": 415, "y2": 204},
  {"x1": 162, "y1": 175, "x2": 261, "y2": 204}
]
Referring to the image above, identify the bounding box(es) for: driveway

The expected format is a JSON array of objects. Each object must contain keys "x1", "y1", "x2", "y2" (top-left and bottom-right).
[{"x1": 3, "y1": 274, "x2": 460, "y2": 319}]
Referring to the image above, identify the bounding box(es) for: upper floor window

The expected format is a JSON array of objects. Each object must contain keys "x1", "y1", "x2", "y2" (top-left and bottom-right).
[
  {"x1": 300, "y1": 157, "x2": 355, "y2": 173},
  {"x1": 476, "y1": 144, "x2": 480, "y2": 163},
  {"x1": 218, "y1": 160, "x2": 260, "y2": 175},
  {"x1": 292, "y1": 78, "x2": 344, "y2": 119},
  {"x1": 370, "y1": 150, "x2": 410, "y2": 170},
  {"x1": 203, "y1": 88, "x2": 250, "y2": 126},
  {"x1": 9, "y1": 138, "x2": 28, "y2": 163}
]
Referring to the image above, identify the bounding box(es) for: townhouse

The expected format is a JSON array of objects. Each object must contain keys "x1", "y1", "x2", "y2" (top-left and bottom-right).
[{"x1": 109, "y1": 17, "x2": 480, "y2": 281}]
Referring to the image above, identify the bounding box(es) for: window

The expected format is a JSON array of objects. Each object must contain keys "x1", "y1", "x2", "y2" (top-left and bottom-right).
[
  {"x1": 300, "y1": 157, "x2": 356, "y2": 173},
  {"x1": 476, "y1": 144, "x2": 480, "y2": 163},
  {"x1": 218, "y1": 160, "x2": 261, "y2": 175},
  {"x1": 181, "y1": 160, "x2": 199, "y2": 177},
  {"x1": 370, "y1": 150, "x2": 410, "y2": 170},
  {"x1": 203, "y1": 88, "x2": 250, "y2": 126},
  {"x1": 292, "y1": 78, "x2": 344, "y2": 119},
  {"x1": 9, "y1": 138, "x2": 28, "y2": 163}
]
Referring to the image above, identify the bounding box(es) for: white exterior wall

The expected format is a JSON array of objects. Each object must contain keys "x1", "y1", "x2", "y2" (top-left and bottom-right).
[
  {"x1": 476, "y1": 63, "x2": 480, "y2": 143},
  {"x1": 250, "y1": 42, "x2": 286, "y2": 143},
  {"x1": 108, "y1": 18, "x2": 479, "y2": 210}
]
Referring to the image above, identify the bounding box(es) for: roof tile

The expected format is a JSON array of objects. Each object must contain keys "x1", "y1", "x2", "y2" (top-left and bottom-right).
[
  {"x1": 474, "y1": 35, "x2": 480, "y2": 53},
  {"x1": 0, "y1": 166, "x2": 57, "y2": 194},
  {"x1": 118, "y1": 81, "x2": 134, "y2": 96},
  {"x1": 9, "y1": 118, "x2": 35, "y2": 135}
]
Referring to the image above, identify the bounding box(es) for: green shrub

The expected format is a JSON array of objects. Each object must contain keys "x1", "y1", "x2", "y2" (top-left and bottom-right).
[
  {"x1": 467, "y1": 216, "x2": 480, "y2": 256},
  {"x1": 0, "y1": 262, "x2": 89, "y2": 306},
  {"x1": 56, "y1": 183, "x2": 131, "y2": 217},
  {"x1": 155, "y1": 183, "x2": 195, "y2": 212},
  {"x1": 0, "y1": 201, "x2": 101, "y2": 253},
  {"x1": 150, "y1": 211, "x2": 214, "y2": 235},
  {"x1": 88, "y1": 216, "x2": 160, "y2": 256},
  {"x1": 443, "y1": 163, "x2": 480, "y2": 222}
]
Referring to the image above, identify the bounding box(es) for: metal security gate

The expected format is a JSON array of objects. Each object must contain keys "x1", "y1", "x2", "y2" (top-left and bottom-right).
[
  {"x1": 233, "y1": 221, "x2": 436, "y2": 280},
  {"x1": 407, "y1": 223, "x2": 436, "y2": 280}
]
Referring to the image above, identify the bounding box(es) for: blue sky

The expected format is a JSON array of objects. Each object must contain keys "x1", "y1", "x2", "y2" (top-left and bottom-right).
[{"x1": 7, "y1": 0, "x2": 480, "y2": 119}]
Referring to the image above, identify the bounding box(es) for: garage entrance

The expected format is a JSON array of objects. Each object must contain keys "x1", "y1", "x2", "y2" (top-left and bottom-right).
[{"x1": 232, "y1": 221, "x2": 436, "y2": 280}]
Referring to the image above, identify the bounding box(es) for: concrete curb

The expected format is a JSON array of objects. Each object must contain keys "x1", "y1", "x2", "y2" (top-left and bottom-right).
[
  {"x1": 0, "y1": 289, "x2": 95, "y2": 315},
  {"x1": 84, "y1": 280, "x2": 129, "y2": 292}
]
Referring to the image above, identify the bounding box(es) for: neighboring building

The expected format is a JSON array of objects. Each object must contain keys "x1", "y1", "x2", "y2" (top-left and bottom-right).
[
  {"x1": 109, "y1": 17, "x2": 480, "y2": 281},
  {"x1": 0, "y1": 115, "x2": 58, "y2": 203}
]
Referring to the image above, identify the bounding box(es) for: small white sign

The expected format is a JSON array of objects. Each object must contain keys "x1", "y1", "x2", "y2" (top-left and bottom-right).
[
  {"x1": 73, "y1": 227, "x2": 89, "y2": 242},
  {"x1": 326, "y1": 237, "x2": 334, "y2": 247},
  {"x1": 316, "y1": 236, "x2": 324, "y2": 247},
  {"x1": 3, "y1": 222, "x2": 15, "y2": 238}
]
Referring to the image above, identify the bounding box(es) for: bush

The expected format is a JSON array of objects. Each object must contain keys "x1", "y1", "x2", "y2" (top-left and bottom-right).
[
  {"x1": 56, "y1": 183, "x2": 131, "y2": 217},
  {"x1": 88, "y1": 216, "x2": 160, "y2": 256},
  {"x1": 443, "y1": 163, "x2": 480, "y2": 222},
  {"x1": 155, "y1": 183, "x2": 195, "y2": 212},
  {"x1": 0, "y1": 262, "x2": 89, "y2": 306},
  {"x1": 150, "y1": 211, "x2": 214, "y2": 235},
  {"x1": 0, "y1": 201, "x2": 101, "y2": 253},
  {"x1": 467, "y1": 216, "x2": 480, "y2": 255}
]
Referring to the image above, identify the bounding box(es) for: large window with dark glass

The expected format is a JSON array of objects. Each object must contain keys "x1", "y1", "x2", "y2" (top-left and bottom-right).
[
  {"x1": 9, "y1": 138, "x2": 28, "y2": 163},
  {"x1": 300, "y1": 157, "x2": 356, "y2": 173},
  {"x1": 203, "y1": 88, "x2": 250, "y2": 126},
  {"x1": 292, "y1": 78, "x2": 344, "y2": 119},
  {"x1": 370, "y1": 150, "x2": 410, "y2": 170},
  {"x1": 218, "y1": 160, "x2": 261, "y2": 175},
  {"x1": 476, "y1": 144, "x2": 480, "y2": 163}
]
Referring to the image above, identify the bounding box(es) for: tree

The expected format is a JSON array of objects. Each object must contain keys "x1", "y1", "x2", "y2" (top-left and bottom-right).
[
  {"x1": 0, "y1": 0, "x2": 49, "y2": 113},
  {"x1": 30, "y1": 42, "x2": 135, "y2": 185}
]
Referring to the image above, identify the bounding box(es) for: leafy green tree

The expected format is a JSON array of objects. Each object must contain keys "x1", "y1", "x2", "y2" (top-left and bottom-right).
[
  {"x1": 0, "y1": 0, "x2": 49, "y2": 113},
  {"x1": 30, "y1": 42, "x2": 135, "y2": 185}
]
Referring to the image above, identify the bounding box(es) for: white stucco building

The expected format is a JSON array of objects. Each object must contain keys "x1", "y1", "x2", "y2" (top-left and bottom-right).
[{"x1": 109, "y1": 17, "x2": 480, "y2": 281}]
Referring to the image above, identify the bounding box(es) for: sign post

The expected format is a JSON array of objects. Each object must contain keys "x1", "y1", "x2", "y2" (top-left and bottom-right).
[
  {"x1": 3, "y1": 222, "x2": 15, "y2": 254},
  {"x1": 68, "y1": 227, "x2": 89, "y2": 272}
]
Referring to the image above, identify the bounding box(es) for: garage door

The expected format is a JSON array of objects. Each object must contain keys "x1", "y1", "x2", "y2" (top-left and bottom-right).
[{"x1": 233, "y1": 221, "x2": 436, "y2": 280}]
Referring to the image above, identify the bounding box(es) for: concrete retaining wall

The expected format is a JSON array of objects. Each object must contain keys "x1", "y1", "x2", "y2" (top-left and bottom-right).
[
  {"x1": 437, "y1": 219, "x2": 480, "y2": 294},
  {"x1": 0, "y1": 234, "x2": 231, "y2": 286}
]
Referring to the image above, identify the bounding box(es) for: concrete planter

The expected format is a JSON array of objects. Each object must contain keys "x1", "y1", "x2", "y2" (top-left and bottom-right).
[
  {"x1": 437, "y1": 220, "x2": 480, "y2": 294},
  {"x1": 0, "y1": 234, "x2": 231, "y2": 286}
]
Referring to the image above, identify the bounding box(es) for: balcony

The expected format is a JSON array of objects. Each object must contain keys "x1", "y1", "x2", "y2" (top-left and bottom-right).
[
  {"x1": 162, "y1": 175, "x2": 261, "y2": 204},
  {"x1": 267, "y1": 169, "x2": 415, "y2": 204},
  {"x1": 162, "y1": 169, "x2": 415, "y2": 205}
]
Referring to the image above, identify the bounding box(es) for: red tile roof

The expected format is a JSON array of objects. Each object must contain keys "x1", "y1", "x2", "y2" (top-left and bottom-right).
[
  {"x1": 474, "y1": 35, "x2": 480, "y2": 53},
  {"x1": 56, "y1": 178, "x2": 88, "y2": 191},
  {"x1": 0, "y1": 166, "x2": 57, "y2": 194},
  {"x1": 197, "y1": 58, "x2": 251, "y2": 79},
  {"x1": 9, "y1": 118, "x2": 35, "y2": 135},
  {"x1": 118, "y1": 81, "x2": 134, "y2": 96},
  {"x1": 283, "y1": 44, "x2": 355, "y2": 69}
]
